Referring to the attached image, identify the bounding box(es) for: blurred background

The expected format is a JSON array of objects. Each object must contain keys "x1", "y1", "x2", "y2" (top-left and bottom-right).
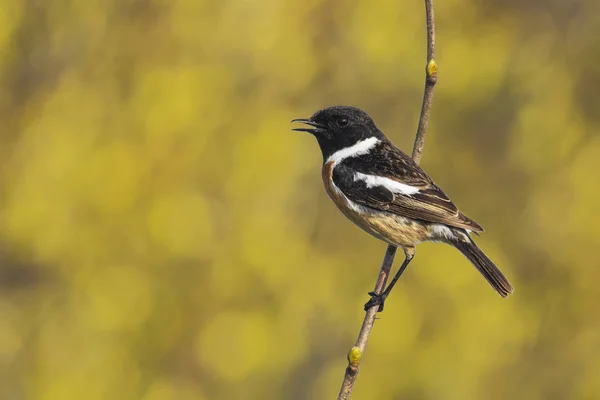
[{"x1": 1, "y1": 0, "x2": 599, "y2": 399}]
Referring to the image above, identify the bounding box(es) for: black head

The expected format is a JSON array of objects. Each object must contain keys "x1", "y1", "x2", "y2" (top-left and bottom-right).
[{"x1": 292, "y1": 105, "x2": 384, "y2": 160}]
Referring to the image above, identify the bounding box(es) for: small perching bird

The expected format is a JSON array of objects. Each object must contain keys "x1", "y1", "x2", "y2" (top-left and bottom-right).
[{"x1": 292, "y1": 106, "x2": 513, "y2": 311}]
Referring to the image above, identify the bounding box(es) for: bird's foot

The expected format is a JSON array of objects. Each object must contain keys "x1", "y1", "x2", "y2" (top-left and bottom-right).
[{"x1": 364, "y1": 291, "x2": 387, "y2": 312}]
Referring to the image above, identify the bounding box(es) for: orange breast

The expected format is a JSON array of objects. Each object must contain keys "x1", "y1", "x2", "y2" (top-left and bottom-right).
[{"x1": 321, "y1": 161, "x2": 338, "y2": 201}]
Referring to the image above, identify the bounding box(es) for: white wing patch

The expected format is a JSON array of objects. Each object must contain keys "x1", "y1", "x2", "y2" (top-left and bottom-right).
[
  {"x1": 353, "y1": 172, "x2": 420, "y2": 196},
  {"x1": 326, "y1": 137, "x2": 380, "y2": 166}
]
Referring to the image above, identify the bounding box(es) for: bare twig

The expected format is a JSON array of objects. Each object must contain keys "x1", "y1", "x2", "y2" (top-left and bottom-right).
[
  {"x1": 336, "y1": 245, "x2": 396, "y2": 399},
  {"x1": 337, "y1": 1, "x2": 437, "y2": 399},
  {"x1": 412, "y1": 0, "x2": 437, "y2": 164}
]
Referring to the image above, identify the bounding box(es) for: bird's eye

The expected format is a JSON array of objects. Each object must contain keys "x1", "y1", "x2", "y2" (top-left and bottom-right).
[{"x1": 337, "y1": 117, "x2": 349, "y2": 127}]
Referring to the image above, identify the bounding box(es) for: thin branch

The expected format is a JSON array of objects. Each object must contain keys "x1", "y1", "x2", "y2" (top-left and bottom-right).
[
  {"x1": 412, "y1": 0, "x2": 437, "y2": 164},
  {"x1": 337, "y1": 1, "x2": 437, "y2": 399},
  {"x1": 336, "y1": 245, "x2": 397, "y2": 400}
]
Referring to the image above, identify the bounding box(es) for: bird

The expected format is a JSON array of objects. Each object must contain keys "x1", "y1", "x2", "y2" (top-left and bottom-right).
[{"x1": 292, "y1": 105, "x2": 513, "y2": 311}]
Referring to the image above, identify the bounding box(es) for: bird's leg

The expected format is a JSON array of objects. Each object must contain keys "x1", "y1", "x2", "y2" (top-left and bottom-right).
[{"x1": 364, "y1": 247, "x2": 415, "y2": 312}]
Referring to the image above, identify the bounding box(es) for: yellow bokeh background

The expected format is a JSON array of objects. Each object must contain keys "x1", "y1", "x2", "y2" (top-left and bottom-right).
[{"x1": 1, "y1": 0, "x2": 600, "y2": 399}]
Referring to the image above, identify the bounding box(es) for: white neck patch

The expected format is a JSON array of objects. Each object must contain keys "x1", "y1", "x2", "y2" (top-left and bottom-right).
[{"x1": 326, "y1": 137, "x2": 380, "y2": 165}]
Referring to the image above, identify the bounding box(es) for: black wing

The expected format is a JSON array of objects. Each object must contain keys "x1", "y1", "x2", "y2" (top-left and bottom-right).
[{"x1": 334, "y1": 141, "x2": 484, "y2": 232}]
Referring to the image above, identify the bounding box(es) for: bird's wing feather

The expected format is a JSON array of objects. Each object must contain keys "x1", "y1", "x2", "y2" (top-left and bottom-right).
[{"x1": 333, "y1": 141, "x2": 484, "y2": 232}]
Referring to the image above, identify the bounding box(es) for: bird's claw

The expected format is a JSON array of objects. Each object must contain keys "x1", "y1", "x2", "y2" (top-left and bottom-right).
[{"x1": 364, "y1": 291, "x2": 387, "y2": 312}]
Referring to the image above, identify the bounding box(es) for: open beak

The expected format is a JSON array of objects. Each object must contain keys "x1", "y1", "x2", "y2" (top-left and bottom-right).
[{"x1": 291, "y1": 118, "x2": 326, "y2": 134}]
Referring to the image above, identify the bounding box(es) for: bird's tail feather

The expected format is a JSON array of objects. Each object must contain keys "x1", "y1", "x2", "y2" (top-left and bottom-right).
[{"x1": 451, "y1": 238, "x2": 513, "y2": 298}]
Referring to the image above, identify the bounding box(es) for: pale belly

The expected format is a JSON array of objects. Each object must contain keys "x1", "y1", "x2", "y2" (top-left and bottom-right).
[
  {"x1": 335, "y1": 195, "x2": 429, "y2": 247},
  {"x1": 322, "y1": 161, "x2": 431, "y2": 248}
]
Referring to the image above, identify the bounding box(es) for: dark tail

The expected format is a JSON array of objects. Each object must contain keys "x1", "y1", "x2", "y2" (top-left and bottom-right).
[{"x1": 451, "y1": 238, "x2": 514, "y2": 298}]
